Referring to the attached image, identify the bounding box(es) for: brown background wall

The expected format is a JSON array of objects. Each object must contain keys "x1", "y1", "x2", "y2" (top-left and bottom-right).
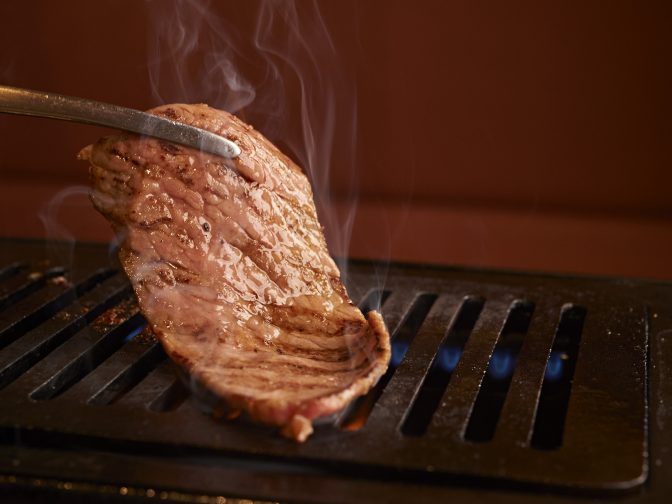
[{"x1": 1, "y1": 0, "x2": 671, "y2": 279}]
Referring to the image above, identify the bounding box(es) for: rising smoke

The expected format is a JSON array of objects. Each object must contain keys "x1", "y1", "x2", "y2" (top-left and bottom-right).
[{"x1": 144, "y1": 0, "x2": 360, "y2": 280}]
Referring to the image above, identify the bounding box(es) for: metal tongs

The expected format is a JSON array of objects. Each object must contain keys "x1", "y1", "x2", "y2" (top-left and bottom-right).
[{"x1": 0, "y1": 85, "x2": 241, "y2": 159}]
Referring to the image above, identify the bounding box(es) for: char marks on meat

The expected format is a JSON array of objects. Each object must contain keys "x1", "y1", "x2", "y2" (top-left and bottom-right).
[{"x1": 79, "y1": 104, "x2": 391, "y2": 442}]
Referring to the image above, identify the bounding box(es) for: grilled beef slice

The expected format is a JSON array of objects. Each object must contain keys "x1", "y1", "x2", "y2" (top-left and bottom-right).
[{"x1": 79, "y1": 103, "x2": 391, "y2": 442}]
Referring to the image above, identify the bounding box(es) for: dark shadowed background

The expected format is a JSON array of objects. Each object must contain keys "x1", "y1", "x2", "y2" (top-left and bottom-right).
[{"x1": 1, "y1": 0, "x2": 671, "y2": 279}]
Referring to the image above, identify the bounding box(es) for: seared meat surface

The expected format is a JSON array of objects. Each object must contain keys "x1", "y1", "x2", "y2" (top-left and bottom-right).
[{"x1": 79, "y1": 104, "x2": 390, "y2": 441}]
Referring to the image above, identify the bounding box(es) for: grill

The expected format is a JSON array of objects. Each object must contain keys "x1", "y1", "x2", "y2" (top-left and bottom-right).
[{"x1": 1, "y1": 238, "x2": 671, "y2": 503}]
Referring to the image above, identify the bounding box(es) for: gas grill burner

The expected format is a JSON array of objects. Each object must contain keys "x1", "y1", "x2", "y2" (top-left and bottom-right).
[{"x1": 1, "y1": 238, "x2": 671, "y2": 503}]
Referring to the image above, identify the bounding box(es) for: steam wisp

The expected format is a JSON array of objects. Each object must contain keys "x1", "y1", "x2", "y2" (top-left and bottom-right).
[{"x1": 145, "y1": 0, "x2": 360, "y2": 282}]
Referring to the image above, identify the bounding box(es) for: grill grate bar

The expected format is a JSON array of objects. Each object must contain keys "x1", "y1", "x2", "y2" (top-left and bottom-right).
[
  {"x1": 338, "y1": 292, "x2": 437, "y2": 431},
  {"x1": 0, "y1": 267, "x2": 65, "y2": 312},
  {"x1": 1, "y1": 297, "x2": 138, "y2": 397},
  {"x1": 57, "y1": 329, "x2": 165, "y2": 406},
  {"x1": 116, "y1": 359, "x2": 179, "y2": 409},
  {"x1": 492, "y1": 299, "x2": 569, "y2": 448},
  {"x1": 464, "y1": 300, "x2": 535, "y2": 442},
  {"x1": 364, "y1": 294, "x2": 459, "y2": 435},
  {"x1": 149, "y1": 377, "x2": 189, "y2": 412},
  {"x1": 427, "y1": 296, "x2": 518, "y2": 439},
  {"x1": 0, "y1": 262, "x2": 24, "y2": 283},
  {"x1": 378, "y1": 290, "x2": 417, "y2": 338},
  {"x1": 0, "y1": 273, "x2": 130, "y2": 391},
  {"x1": 31, "y1": 312, "x2": 145, "y2": 401},
  {"x1": 86, "y1": 341, "x2": 165, "y2": 406},
  {"x1": 0, "y1": 268, "x2": 116, "y2": 352},
  {"x1": 357, "y1": 288, "x2": 391, "y2": 315},
  {"x1": 401, "y1": 296, "x2": 485, "y2": 437},
  {"x1": 530, "y1": 304, "x2": 586, "y2": 450}
]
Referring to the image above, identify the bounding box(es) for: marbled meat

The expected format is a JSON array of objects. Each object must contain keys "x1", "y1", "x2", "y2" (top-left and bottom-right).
[{"x1": 78, "y1": 104, "x2": 391, "y2": 442}]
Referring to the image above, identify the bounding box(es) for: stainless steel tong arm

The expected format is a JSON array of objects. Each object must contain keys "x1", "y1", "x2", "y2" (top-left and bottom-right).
[{"x1": 0, "y1": 85, "x2": 241, "y2": 159}]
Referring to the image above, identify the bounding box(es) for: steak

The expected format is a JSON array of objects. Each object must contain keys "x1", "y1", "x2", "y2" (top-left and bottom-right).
[{"x1": 78, "y1": 104, "x2": 391, "y2": 442}]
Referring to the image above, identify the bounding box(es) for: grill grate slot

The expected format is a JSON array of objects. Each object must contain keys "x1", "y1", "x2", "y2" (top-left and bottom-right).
[
  {"x1": 149, "y1": 378, "x2": 189, "y2": 412},
  {"x1": 377, "y1": 290, "x2": 416, "y2": 338},
  {"x1": 490, "y1": 299, "x2": 569, "y2": 447},
  {"x1": 401, "y1": 296, "x2": 484, "y2": 436},
  {"x1": 531, "y1": 304, "x2": 586, "y2": 449},
  {"x1": 389, "y1": 294, "x2": 439, "y2": 368},
  {"x1": 358, "y1": 288, "x2": 391, "y2": 315},
  {"x1": 0, "y1": 275, "x2": 131, "y2": 391},
  {"x1": 0, "y1": 269, "x2": 117, "y2": 352},
  {"x1": 116, "y1": 360, "x2": 180, "y2": 409},
  {"x1": 427, "y1": 298, "x2": 518, "y2": 438},
  {"x1": 53, "y1": 322, "x2": 154, "y2": 404},
  {"x1": 30, "y1": 312, "x2": 146, "y2": 401},
  {"x1": 88, "y1": 342, "x2": 166, "y2": 406},
  {"x1": 0, "y1": 267, "x2": 66, "y2": 311},
  {"x1": 339, "y1": 293, "x2": 438, "y2": 431},
  {"x1": 464, "y1": 300, "x2": 535, "y2": 442},
  {"x1": 0, "y1": 262, "x2": 25, "y2": 283}
]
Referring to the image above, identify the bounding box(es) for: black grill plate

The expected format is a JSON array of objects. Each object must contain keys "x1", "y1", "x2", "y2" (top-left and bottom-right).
[{"x1": 0, "y1": 238, "x2": 669, "y2": 503}]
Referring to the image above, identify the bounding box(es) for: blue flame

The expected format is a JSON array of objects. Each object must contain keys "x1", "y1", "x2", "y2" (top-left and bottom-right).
[
  {"x1": 391, "y1": 341, "x2": 409, "y2": 367},
  {"x1": 438, "y1": 346, "x2": 462, "y2": 372},
  {"x1": 488, "y1": 350, "x2": 515, "y2": 380},
  {"x1": 123, "y1": 323, "x2": 147, "y2": 342},
  {"x1": 544, "y1": 351, "x2": 565, "y2": 381}
]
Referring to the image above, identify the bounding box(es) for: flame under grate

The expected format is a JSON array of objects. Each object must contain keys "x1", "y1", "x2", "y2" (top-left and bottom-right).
[{"x1": 0, "y1": 239, "x2": 660, "y2": 503}]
